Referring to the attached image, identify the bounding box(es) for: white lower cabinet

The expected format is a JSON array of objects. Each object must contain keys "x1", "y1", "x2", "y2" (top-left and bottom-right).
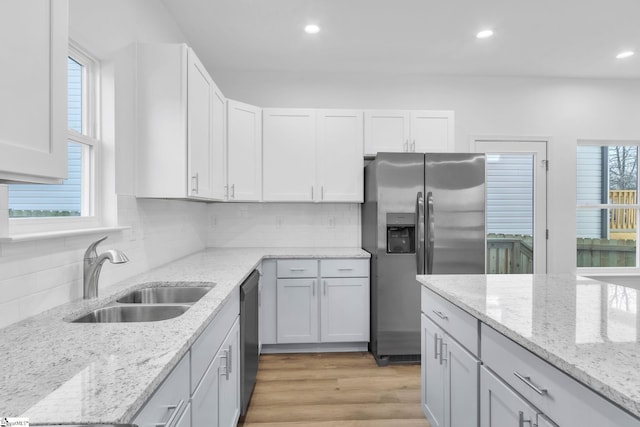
[
  {"x1": 480, "y1": 366, "x2": 538, "y2": 427},
  {"x1": 192, "y1": 318, "x2": 240, "y2": 427},
  {"x1": 133, "y1": 290, "x2": 240, "y2": 427},
  {"x1": 262, "y1": 258, "x2": 370, "y2": 349},
  {"x1": 421, "y1": 313, "x2": 479, "y2": 427},
  {"x1": 132, "y1": 354, "x2": 190, "y2": 427}
]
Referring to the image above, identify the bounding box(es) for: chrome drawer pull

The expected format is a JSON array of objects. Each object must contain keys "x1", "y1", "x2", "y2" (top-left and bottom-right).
[
  {"x1": 155, "y1": 399, "x2": 184, "y2": 427},
  {"x1": 337, "y1": 268, "x2": 354, "y2": 271},
  {"x1": 518, "y1": 411, "x2": 532, "y2": 427},
  {"x1": 432, "y1": 310, "x2": 448, "y2": 320},
  {"x1": 289, "y1": 268, "x2": 306, "y2": 272},
  {"x1": 514, "y1": 371, "x2": 548, "y2": 396}
]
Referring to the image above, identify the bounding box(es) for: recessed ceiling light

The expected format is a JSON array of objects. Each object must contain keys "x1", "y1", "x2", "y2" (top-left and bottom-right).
[
  {"x1": 616, "y1": 51, "x2": 635, "y2": 59},
  {"x1": 304, "y1": 24, "x2": 320, "y2": 34},
  {"x1": 476, "y1": 29, "x2": 494, "y2": 39}
]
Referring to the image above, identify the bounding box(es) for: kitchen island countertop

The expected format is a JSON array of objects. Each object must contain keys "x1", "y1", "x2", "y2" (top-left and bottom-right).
[
  {"x1": 416, "y1": 273, "x2": 640, "y2": 419},
  {"x1": 0, "y1": 247, "x2": 369, "y2": 425}
]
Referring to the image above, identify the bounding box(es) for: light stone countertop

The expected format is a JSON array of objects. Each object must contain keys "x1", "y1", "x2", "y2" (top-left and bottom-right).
[
  {"x1": 416, "y1": 273, "x2": 640, "y2": 419},
  {"x1": 0, "y1": 247, "x2": 369, "y2": 425}
]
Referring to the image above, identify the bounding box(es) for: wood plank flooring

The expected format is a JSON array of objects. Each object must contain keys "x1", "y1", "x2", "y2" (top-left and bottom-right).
[{"x1": 239, "y1": 352, "x2": 430, "y2": 427}]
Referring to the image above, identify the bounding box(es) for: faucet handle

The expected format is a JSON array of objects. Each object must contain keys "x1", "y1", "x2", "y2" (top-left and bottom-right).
[{"x1": 84, "y1": 236, "x2": 109, "y2": 260}]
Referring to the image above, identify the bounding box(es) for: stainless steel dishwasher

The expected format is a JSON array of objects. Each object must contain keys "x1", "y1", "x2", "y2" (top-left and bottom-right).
[{"x1": 240, "y1": 269, "x2": 260, "y2": 416}]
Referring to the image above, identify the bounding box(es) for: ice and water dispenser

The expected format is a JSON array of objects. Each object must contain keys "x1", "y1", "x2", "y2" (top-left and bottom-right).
[{"x1": 386, "y1": 213, "x2": 416, "y2": 254}]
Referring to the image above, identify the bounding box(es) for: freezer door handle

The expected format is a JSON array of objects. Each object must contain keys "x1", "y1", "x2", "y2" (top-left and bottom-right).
[
  {"x1": 426, "y1": 191, "x2": 435, "y2": 274},
  {"x1": 416, "y1": 192, "x2": 425, "y2": 274}
]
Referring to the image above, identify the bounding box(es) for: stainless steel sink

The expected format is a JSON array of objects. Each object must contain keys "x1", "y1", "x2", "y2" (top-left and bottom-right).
[
  {"x1": 116, "y1": 285, "x2": 214, "y2": 304},
  {"x1": 72, "y1": 304, "x2": 190, "y2": 323}
]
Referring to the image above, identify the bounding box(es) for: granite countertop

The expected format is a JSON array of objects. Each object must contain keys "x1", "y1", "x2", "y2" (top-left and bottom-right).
[
  {"x1": 416, "y1": 273, "x2": 640, "y2": 419},
  {"x1": 0, "y1": 247, "x2": 369, "y2": 425}
]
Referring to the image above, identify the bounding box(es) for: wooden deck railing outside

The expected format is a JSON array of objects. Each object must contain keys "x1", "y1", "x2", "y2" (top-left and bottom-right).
[{"x1": 610, "y1": 190, "x2": 637, "y2": 230}]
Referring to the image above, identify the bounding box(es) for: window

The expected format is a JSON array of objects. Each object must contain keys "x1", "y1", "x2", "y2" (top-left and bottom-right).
[
  {"x1": 577, "y1": 141, "x2": 640, "y2": 270},
  {"x1": 7, "y1": 43, "x2": 99, "y2": 230}
]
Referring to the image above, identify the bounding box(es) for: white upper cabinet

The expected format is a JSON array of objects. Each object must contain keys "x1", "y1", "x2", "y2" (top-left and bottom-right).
[
  {"x1": 364, "y1": 111, "x2": 411, "y2": 154},
  {"x1": 227, "y1": 100, "x2": 262, "y2": 201},
  {"x1": 135, "y1": 43, "x2": 226, "y2": 200},
  {"x1": 316, "y1": 110, "x2": 364, "y2": 202},
  {"x1": 262, "y1": 109, "x2": 317, "y2": 202},
  {"x1": 365, "y1": 110, "x2": 454, "y2": 155},
  {"x1": 0, "y1": 0, "x2": 68, "y2": 183},
  {"x1": 263, "y1": 108, "x2": 364, "y2": 203}
]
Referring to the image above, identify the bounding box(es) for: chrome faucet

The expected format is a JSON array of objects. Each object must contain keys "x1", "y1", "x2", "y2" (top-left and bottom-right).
[{"x1": 83, "y1": 236, "x2": 129, "y2": 299}]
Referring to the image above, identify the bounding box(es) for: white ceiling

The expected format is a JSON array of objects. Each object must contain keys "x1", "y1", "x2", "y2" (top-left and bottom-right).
[{"x1": 161, "y1": 0, "x2": 640, "y2": 79}]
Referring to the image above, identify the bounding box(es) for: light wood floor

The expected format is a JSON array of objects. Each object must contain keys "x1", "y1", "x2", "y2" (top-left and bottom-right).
[{"x1": 239, "y1": 352, "x2": 431, "y2": 427}]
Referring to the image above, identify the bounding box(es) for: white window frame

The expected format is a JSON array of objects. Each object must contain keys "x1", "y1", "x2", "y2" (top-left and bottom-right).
[
  {"x1": 577, "y1": 139, "x2": 640, "y2": 276},
  {"x1": 6, "y1": 41, "x2": 103, "y2": 236}
]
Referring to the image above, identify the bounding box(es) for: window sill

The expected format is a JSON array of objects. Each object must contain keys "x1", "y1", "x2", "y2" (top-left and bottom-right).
[{"x1": 0, "y1": 225, "x2": 131, "y2": 243}]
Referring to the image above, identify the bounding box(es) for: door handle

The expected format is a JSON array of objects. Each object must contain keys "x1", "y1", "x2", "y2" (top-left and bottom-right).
[
  {"x1": 440, "y1": 341, "x2": 448, "y2": 365},
  {"x1": 411, "y1": 140, "x2": 416, "y2": 152},
  {"x1": 434, "y1": 333, "x2": 441, "y2": 360},
  {"x1": 518, "y1": 411, "x2": 533, "y2": 427},
  {"x1": 426, "y1": 191, "x2": 435, "y2": 274},
  {"x1": 416, "y1": 192, "x2": 425, "y2": 274},
  {"x1": 231, "y1": 184, "x2": 235, "y2": 199},
  {"x1": 191, "y1": 173, "x2": 199, "y2": 194},
  {"x1": 404, "y1": 140, "x2": 409, "y2": 152}
]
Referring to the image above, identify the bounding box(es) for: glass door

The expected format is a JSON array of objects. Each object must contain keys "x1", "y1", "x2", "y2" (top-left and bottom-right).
[{"x1": 474, "y1": 139, "x2": 548, "y2": 274}]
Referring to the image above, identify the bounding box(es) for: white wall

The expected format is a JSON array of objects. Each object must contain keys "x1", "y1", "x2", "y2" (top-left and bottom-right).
[
  {"x1": 0, "y1": 0, "x2": 207, "y2": 328},
  {"x1": 212, "y1": 70, "x2": 640, "y2": 274},
  {"x1": 207, "y1": 203, "x2": 360, "y2": 248}
]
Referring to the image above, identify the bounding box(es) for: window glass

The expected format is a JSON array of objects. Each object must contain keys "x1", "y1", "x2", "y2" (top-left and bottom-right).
[
  {"x1": 577, "y1": 144, "x2": 639, "y2": 268},
  {"x1": 8, "y1": 56, "x2": 90, "y2": 218}
]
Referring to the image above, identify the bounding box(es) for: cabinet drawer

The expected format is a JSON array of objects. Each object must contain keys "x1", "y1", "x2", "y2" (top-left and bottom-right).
[
  {"x1": 421, "y1": 286, "x2": 478, "y2": 356},
  {"x1": 191, "y1": 288, "x2": 240, "y2": 394},
  {"x1": 277, "y1": 259, "x2": 318, "y2": 278},
  {"x1": 481, "y1": 325, "x2": 640, "y2": 427},
  {"x1": 320, "y1": 259, "x2": 369, "y2": 277},
  {"x1": 133, "y1": 353, "x2": 190, "y2": 426}
]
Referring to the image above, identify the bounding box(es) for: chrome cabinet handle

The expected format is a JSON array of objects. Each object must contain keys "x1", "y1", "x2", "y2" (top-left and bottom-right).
[
  {"x1": 337, "y1": 268, "x2": 353, "y2": 271},
  {"x1": 311, "y1": 186, "x2": 314, "y2": 200},
  {"x1": 514, "y1": 371, "x2": 548, "y2": 396},
  {"x1": 155, "y1": 399, "x2": 184, "y2": 427},
  {"x1": 323, "y1": 280, "x2": 327, "y2": 295},
  {"x1": 321, "y1": 186, "x2": 324, "y2": 200},
  {"x1": 432, "y1": 310, "x2": 448, "y2": 321},
  {"x1": 404, "y1": 140, "x2": 409, "y2": 152},
  {"x1": 228, "y1": 344, "x2": 233, "y2": 374},
  {"x1": 434, "y1": 333, "x2": 441, "y2": 360},
  {"x1": 440, "y1": 341, "x2": 448, "y2": 366},
  {"x1": 411, "y1": 140, "x2": 416, "y2": 152},
  {"x1": 289, "y1": 268, "x2": 306, "y2": 272},
  {"x1": 518, "y1": 411, "x2": 532, "y2": 427},
  {"x1": 191, "y1": 173, "x2": 199, "y2": 194},
  {"x1": 231, "y1": 184, "x2": 235, "y2": 199},
  {"x1": 219, "y1": 349, "x2": 230, "y2": 380}
]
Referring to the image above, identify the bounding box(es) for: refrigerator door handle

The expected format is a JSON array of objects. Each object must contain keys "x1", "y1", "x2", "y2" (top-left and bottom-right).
[
  {"x1": 426, "y1": 191, "x2": 435, "y2": 274},
  {"x1": 416, "y1": 192, "x2": 425, "y2": 274}
]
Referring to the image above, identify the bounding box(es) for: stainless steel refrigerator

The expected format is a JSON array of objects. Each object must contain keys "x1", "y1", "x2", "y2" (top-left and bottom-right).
[{"x1": 362, "y1": 152, "x2": 485, "y2": 365}]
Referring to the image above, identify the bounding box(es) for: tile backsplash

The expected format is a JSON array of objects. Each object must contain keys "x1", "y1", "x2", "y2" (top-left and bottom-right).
[
  {"x1": 0, "y1": 196, "x2": 208, "y2": 328},
  {"x1": 207, "y1": 202, "x2": 361, "y2": 248}
]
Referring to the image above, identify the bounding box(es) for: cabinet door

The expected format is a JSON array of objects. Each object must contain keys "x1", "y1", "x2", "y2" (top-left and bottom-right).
[
  {"x1": 191, "y1": 348, "x2": 221, "y2": 427},
  {"x1": 227, "y1": 100, "x2": 262, "y2": 201},
  {"x1": 187, "y1": 48, "x2": 214, "y2": 199},
  {"x1": 219, "y1": 319, "x2": 241, "y2": 427},
  {"x1": 445, "y1": 335, "x2": 479, "y2": 427},
  {"x1": 364, "y1": 110, "x2": 410, "y2": 155},
  {"x1": 421, "y1": 314, "x2": 446, "y2": 427},
  {"x1": 411, "y1": 111, "x2": 454, "y2": 153},
  {"x1": 263, "y1": 109, "x2": 316, "y2": 201},
  {"x1": 210, "y1": 83, "x2": 227, "y2": 201},
  {"x1": 0, "y1": 0, "x2": 68, "y2": 183},
  {"x1": 276, "y1": 278, "x2": 319, "y2": 343},
  {"x1": 480, "y1": 366, "x2": 538, "y2": 427},
  {"x1": 316, "y1": 110, "x2": 364, "y2": 202},
  {"x1": 320, "y1": 278, "x2": 369, "y2": 342}
]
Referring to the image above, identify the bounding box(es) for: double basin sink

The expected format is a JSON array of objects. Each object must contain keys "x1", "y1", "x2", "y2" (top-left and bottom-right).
[{"x1": 71, "y1": 284, "x2": 214, "y2": 323}]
